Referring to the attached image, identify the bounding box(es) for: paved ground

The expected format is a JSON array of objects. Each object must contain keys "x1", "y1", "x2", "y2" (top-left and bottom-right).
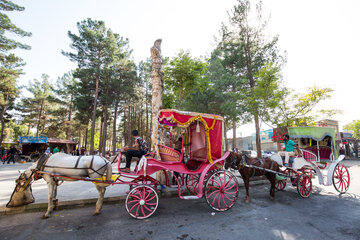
[{"x1": 0, "y1": 162, "x2": 359, "y2": 240}]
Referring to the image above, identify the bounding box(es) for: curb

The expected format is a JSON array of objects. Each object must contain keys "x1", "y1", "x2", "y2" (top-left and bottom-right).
[{"x1": 0, "y1": 178, "x2": 268, "y2": 216}]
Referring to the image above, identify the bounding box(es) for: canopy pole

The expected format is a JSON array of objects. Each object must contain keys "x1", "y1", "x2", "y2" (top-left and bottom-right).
[{"x1": 317, "y1": 141, "x2": 320, "y2": 162}]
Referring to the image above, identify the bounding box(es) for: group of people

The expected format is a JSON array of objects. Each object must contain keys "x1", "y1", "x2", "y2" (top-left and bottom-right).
[{"x1": 1, "y1": 145, "x2": 20, "y2": 164}]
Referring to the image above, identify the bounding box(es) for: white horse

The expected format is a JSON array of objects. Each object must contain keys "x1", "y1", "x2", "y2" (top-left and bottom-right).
[{"x1": 7, "y1": 153, "x2": 112, "y2": 219}]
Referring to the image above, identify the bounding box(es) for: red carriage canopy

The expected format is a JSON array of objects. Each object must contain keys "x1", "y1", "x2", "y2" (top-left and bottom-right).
[{"x1": 158, "y1": 109, "x2": 224, "y2": 163}]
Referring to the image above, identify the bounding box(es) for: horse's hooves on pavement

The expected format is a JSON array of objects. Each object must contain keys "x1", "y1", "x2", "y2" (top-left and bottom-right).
[
  {"x1": 41, "y1": 215, "x2": 49, "y2": 219},
  {"x1": 93, "y1": 212, "x2": 100, "y2": 216}
]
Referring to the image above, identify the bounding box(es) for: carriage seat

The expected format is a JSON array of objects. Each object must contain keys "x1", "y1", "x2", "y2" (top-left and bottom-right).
[
  {"x1": 304, "y1": 146, "x2": 332, "y2": 161},
  {"x1": 300, "y1": 149, "x2": 317, "y2": 162},
  {"x1": 158, "y1": 144, "x2": 182, "y2": 162},
  {"x1": 190, "y1": 147, "x2": 207, "y2": 162}
]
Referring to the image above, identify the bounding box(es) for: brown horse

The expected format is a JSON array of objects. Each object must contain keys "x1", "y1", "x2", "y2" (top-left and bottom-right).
[{"x1": 225, "y1": 151, "x2": 280, "y2": 203}]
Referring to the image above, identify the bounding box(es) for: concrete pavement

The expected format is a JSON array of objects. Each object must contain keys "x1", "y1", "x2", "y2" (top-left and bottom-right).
[{"x1": 0, "y1": 158, "x2": 359, "y2": 216}]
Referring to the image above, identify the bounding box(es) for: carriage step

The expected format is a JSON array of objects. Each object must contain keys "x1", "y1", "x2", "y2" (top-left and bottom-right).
[{"x1": 182, "y1": 196, "x2": 201, "y2": 200}]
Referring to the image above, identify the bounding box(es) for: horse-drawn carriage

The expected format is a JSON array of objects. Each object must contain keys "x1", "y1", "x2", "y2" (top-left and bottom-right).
[
  {"x1": 8, "y1": 109, "x2": 239, "y2": 219},
  {"x1": 272, "y1": 126, "x2": 350, "y2": 197}
]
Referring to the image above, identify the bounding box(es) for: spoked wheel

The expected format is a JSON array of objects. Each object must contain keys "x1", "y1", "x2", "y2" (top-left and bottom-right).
[
  {"x1": 332, "y1": 163, "x2": 350, "y2": 194},
  {"x1": 275, "y1": 180, "x2": 287, "y2": 191},
  {"x1": 125, "y1": 185, "x2": 159, "y2": 219},
  {"x1": 186, "y1": 174, "x2": 200, "y2": 195},
  {"x1": 205, "y1": 170, "x2": 239, "y2": 211},
  {"x1": 297, "y1": 173, "x2": 312, "y2": 198}
]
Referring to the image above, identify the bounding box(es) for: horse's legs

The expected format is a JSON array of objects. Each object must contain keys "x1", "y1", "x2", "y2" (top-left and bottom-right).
[
  {"x1": 52, "y1": 184, "x2": 58, "y2": 210},
  {"x1": 43, "y1": 175, "x2": 55, "y2": 219},
  {"x1": 265, "y1": 173, "x2": 276, "y2": 200},
  {"x1": 94, "y1": 184, "x2": 106, "y2": 216},
  {"x1": 240, "y1": 169, "x2": 250, "y2": 203}
]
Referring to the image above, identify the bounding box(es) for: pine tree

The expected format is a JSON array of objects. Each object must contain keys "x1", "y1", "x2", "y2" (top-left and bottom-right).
[{"x1": 0, "y1": 0, "x2": 31, "y2": 145}]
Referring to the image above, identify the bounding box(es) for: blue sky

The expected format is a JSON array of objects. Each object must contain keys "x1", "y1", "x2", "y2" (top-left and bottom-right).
[{"x1": 7, "y1": 0, "x2": 360, "y2": 136}]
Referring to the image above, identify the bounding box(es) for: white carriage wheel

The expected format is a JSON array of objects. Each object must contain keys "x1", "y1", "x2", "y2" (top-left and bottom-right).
[
  {"x1": 297, "y1": 173, "x2": 312, "y2": 198},
  {"x1": 125, "y1": 185, "x2": 159, "y2": 219},
  {"x1": 205, "y1": 170, "x2": 239, "y2": 212},
  {"x1": 332, "y1": 163, "x2": 350, "y2": 194}
]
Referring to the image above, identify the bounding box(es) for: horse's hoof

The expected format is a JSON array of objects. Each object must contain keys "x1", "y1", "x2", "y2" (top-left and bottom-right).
[
  {"x1": 245, "y1": 199, "x2": 250, "y2": 204},
  {"x1": 93, "y1": 212, "x2": 100, "y2": 216},
  {"x1": 42, "y1": 215, "x2": 49, "y2": 219},
  {"x1": 270, "y1": 196, "x2": 275, "y2": 200}
]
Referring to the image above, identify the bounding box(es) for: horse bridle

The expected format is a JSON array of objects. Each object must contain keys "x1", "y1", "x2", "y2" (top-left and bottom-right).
[{"x1": 226, "y1": 152, "x2": 242, "y2": 170}]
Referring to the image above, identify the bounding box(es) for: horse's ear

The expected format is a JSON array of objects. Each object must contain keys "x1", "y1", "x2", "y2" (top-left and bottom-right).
[{"x1": 18, "y1": 170, "x2": 21, "y2": 174}]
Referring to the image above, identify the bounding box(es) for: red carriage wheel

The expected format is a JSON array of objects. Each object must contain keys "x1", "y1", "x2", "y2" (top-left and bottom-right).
[
  {"x1": 275, "y1": 180, "x2": 286, "y2": 191},
  {"x1": 125, "y1": 185, "x2": 159, "y2": 219},
  {"x1": 332, "y1": 163, "x2": 350, "y2": 194},
  {"x1": 204, "y1": 170, "x2": 239, "y2": 211},
  {"x1": 185, "y1": 174, "x2": 200, "y2": 195},
  {"x1": 297, "y1": 173, "x2": 312, "y2": 198}
]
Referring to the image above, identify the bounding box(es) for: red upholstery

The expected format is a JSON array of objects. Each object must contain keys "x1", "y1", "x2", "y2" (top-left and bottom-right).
[
  {"x1": 190, "y1": 147, "x2": 207, "y2": 162},
  {"x1": 301, "y1": 149, "x2": 317, "y2": 162},
  {"x1": 305, "y1": 146, "x2": 332, "y2": 161}
]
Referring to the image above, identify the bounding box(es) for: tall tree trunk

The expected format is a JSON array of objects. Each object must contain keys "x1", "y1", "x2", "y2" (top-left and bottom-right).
[
  {"x1": 27, "y1": 123, "x2": 31, "y2": 135},
  {"x1": 245, "y1": 39, "x2": 261, "y2": 157},
  {"x1": 254, "y1": 113, "x2": 261, "y2": 157},
  {"x1": 128, "y1": 105, "x2": 132, "y2": 145},
  {"x1": 36, "y1": 99, "x2": 44, "y2": 137},
  {"x1": 150, "y1": 39, "x2": 163, "y2": 151},
  {"x1": 101, "y1": 104, "x2": 108, "y2": 155},
  {"x1": 112, "y1": 101, "x2": 119, "y2": 154},
  {"x1": 99, "y1": 118, "x2": 104, "y2": 154},
  {"x1": 66, "y1": 96, "x2": 73, "y2": 140},
  {"x1": 224, "y1": 121, "x2": 228, "y2": 151},
  {"x1": 145, "y1": 77, "x2": 149, "y2": 143},
  {"x1": 90, "y1": 74, "x2": 100, "y2": 155},
  {"x1": 84, "y1": 124, "x2": 88, "y2": 151},
  {"x1": 0, "y1": 99, "x2": 8, "y2": 146},
  {"x1": 232, "y1": 119, "x2": 237, "y2": 150},
  {"x1": 78, "y1": 128, "x2": 82, "y2": 149},
  {"x1": 123, "y1": 108, "x2": 127, "y2": 146}
]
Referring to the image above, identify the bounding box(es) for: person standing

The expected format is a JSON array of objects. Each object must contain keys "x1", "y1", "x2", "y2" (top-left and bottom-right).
[
  {"x1": 53, "y1": 146, "x2": 59, "y2": 154},
  {"x1": 120, "y1": 130, "x2": 149, "y2": 173},
  {"x1": 7, "y1": 145, "x2": 19, "y2": 164},
  {"x1": 80, "y1": 147, "x2": 85, "y2": 156},
  {"x1": 45, "y1": 144, "x2": 51, "y2": 154},
  {"x1": 278, "y1": 134, "x2": 296, "y2": 167}
]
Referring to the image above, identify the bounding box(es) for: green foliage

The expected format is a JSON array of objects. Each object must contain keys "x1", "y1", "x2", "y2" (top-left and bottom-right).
[
  {"x1": 251, "y1": 63, "x2": 287, "y2": 123},
  {"x1": 18, "y1": 74, "x2": 54, "y2": 136},
  {"x1": 0, "y1": 0, "x2": 31, "y2": 145},
  {"x1": 3, "y1": 120, "x2": 27, "y2": 142},
  {"x1": 163, "y1": 50, "x2": 208, "y2": 108},
  {"x1": 343, "y1": 120, "x2": 360, "y2": 139},
  {"x1": 275, "y1": 86, "x2": 337, "y2": 127}
]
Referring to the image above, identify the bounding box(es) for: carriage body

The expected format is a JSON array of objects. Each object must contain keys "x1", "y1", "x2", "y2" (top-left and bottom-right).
[{"x1": 121, "y1": 109, "x2": 239, "y2": 219}]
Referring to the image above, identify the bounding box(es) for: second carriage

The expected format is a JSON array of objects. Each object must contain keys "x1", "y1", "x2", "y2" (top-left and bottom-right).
[{"x1": 272, "y1": 126, "x2": 350, "y2": 197}]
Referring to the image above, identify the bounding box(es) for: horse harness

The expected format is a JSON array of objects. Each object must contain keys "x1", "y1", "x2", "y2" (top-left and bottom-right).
[
  {"x1": 240, "y1": 154, "x2": 276, "y2": 178},
  {"x1": 32, "y1": 154, "x2": 109, "y2": 183}
]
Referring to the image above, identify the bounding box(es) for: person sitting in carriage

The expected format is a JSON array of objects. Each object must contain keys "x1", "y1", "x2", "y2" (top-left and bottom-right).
[
  {"x1": 120, "y1": 130, "x2": 149, "y2": 173},
  {"x1": 278, "y1": 134, "x2": 296, "y2": 167}
]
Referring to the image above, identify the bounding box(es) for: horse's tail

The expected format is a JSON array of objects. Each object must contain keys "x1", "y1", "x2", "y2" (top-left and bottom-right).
[{"x1": 105, "y1": 162, "x2": 112, "y2": 181}]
